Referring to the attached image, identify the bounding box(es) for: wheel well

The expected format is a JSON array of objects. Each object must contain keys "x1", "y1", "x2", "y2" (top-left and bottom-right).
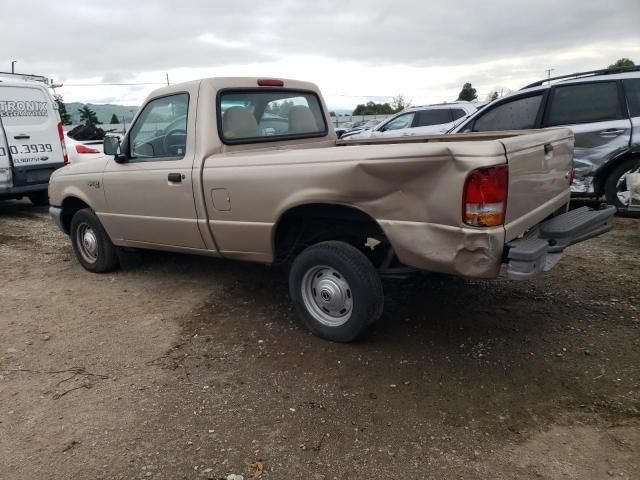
[
  {"x1": 594, "y1": 151, "x2": 640, "y2": 195},
  {"x1": 273, "y1": 203, "x2": 390, "y2": 266},
  {"x1": 61, "y1": 197, "x2": 90, "y2": 234}
]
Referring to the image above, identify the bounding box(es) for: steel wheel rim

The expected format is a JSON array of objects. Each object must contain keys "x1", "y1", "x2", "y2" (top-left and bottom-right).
[
  {"x1": 301, "y1": 265, "x2": 353, "y2": 327},
  {"x1": 616, "y1": 169, "x2": 632, "y2": 205},
  {"x1": 76, "y1": 223, "x2": 98, "y2": 264}
]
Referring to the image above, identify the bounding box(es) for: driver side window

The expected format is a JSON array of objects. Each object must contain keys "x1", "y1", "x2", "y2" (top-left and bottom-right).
[{"x1": 129, "y1": 93, "x2": 189, "y2": 160}]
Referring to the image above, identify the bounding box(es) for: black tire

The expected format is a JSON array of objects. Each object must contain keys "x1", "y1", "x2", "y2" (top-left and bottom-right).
[
  {"x1": 289, "y1": 241, "x2": 383, "y2": 343},
  {"x1": 28, "y1": 191, "x2": 49, "y2": 206},
  {"x1": 70, "y1": 208, "x2": 119, "y2": 273},
  {"x1": 604, "y1": 157, "x2": 640, "y2": 209}
]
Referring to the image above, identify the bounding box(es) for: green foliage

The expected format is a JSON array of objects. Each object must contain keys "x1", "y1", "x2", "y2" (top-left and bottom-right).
[
  {"x1": 457, "y1": 82, "x2": 478, "y2": 102},
  {"x1": 487, "y1": 91, "x2": 499, "y2": 102},
  {"x1": 54, "y1": 94, "x2": 72, "y2": 125},
  {"x1": 352, "y1": 101, "x2": 395, "y2": 116},
  {"x1": 609, "y1": 58, "x2": 635, "y2": 69},
  {"x1": 109, "y1": 113, "x2": 120, "y2": 124},
  {"x1": 329, "y1": 111, "x2": 336, "y2": 117},
  {"x1": 391, "y1": 94, "x2": 411, "y2": 113},
  {"x1": 78, "y1": 105, "x2": 100, "y2": 126},
  {"x1": 265, "y1": 100, "x2": 295, "y2": 117}
]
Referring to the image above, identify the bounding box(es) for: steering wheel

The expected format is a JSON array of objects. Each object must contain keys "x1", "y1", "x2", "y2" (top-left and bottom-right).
[{"x1": 162, "y1": 129, "x2": 187, "y2": 155}]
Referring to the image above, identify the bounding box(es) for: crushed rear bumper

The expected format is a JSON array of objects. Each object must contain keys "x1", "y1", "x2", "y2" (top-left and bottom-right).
[{"x1": 505, "y1": 205, "x2": 616, "y2": 280}]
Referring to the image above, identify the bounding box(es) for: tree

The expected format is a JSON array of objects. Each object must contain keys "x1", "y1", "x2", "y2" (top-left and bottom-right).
[
  {"x1": 109, "y1": 113, "x2": 120, "y2": 124},
  {"x1": 487, "y1": 91, "x2": 499, "y2": 102},
  {"x1": 457, "y1": 83, "x2": 478, "y2": 102},
  {"x1": 609, "y1": 58, "x2": 635, "y2": 69},
  {"x1": 352, "y1": 101, "x2": 395, "y2": 116},
  {"x1": 78, "y1": 105, "x2": 100, "y2": 126},
  {"x1": 391, "y1": 94, "x2": 411, "y2": 113},
  {"x1": 54, "y1": 94, "x2": 72, "y2": 125}
]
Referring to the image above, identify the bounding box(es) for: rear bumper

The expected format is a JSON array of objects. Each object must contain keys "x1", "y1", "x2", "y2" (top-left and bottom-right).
[
  {"x1": 0, "y1": 183, "x2": 48, "y2": 200},
  {"x1": 505, "y1": 205, "x2": 616, "y2": 280}
]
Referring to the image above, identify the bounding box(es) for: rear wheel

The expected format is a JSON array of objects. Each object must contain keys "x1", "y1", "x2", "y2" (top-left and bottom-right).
[
  {"x1": 28, "y1": 191, "x2": 49, "y2": 206},
  {"x1": 604, "y1": 157, "x2": 640, "y2": 209},
  {"x1": 70, "y1": 208, "x2": 119, "y2": 273},
  {"x1": 289, "y1": 241, "x2": 383, "y2": 342}
]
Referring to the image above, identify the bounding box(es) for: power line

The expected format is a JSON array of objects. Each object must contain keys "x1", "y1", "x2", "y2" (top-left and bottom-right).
[{"x1": 61, "y1": 82, "x2": 167, "y2": 87}]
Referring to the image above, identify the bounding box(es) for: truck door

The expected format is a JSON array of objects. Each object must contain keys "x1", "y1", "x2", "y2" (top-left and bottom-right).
[
  {"x1": 102, "y1": 93, "x2": 206, "y2": 249},
  {"x1": 0, "y1": 115, "x2": 12, "y2": 191},
  {"x1": 541, "y1": 81, "x2": 632, "y2": 193}
]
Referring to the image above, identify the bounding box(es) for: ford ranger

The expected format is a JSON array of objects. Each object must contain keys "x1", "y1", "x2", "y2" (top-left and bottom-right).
[{"x1": 48, "y1": 77, "x2": 615, "y2": 342}]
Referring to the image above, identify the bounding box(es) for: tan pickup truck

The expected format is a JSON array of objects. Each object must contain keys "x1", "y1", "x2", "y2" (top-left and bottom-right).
[{"x1": 49, "y1": 77, "x2": 615, "y2": 342}]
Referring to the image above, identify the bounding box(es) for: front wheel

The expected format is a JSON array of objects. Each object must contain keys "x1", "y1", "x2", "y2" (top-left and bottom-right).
[
  {"x1": 604, "y1": 157, "x2": 640, "y2": 209},
  {"x1": 70, "y1": 208, "x2": 119, "y2": 273},
  {"x1": 289, "y1": 241, "x2": 384, "y2": 343}
]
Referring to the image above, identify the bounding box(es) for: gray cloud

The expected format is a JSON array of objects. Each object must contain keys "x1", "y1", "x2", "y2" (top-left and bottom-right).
[{"x1": 1, "y1": 0, "x2": 638, "y2": 89}]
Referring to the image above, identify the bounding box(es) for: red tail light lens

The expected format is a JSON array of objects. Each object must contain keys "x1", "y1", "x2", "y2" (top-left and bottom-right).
[
  {"x1": 257, "y1": 78, "x2": 284, "y2": 87},
  {"x1": 57, "y1": 122, "x2": 68, "y2": 164},
  {"x1": 463, "y1": 165, "x2": 509, "y2": 227},
  {"x1": 75, "y1": 144, "x2": 100, "y2": 154}
]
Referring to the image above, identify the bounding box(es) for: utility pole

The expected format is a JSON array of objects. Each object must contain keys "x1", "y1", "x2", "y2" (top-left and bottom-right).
[
  {"x1": 545, "y1": 68, "x2": 554, "y2": 81},
  {"x1": 11, "y1": 60, "x2": 17, "y2": 73},
  {"x1": 166, "y1": 73, "x2": 170, "y2": 86}
]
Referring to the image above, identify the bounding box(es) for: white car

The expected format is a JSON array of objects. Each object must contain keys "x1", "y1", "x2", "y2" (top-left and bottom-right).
[
  {"x1": 342, "y1": 103, "x2": 478, "y2": 140},
  {"x1": 64, "y1": 133, "x2": 106, "y2": 164}
]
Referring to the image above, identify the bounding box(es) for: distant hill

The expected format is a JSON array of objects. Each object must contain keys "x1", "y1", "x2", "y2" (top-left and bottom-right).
[{"x1": 65, "y1": 102, "x2": 139, "y2": 125}]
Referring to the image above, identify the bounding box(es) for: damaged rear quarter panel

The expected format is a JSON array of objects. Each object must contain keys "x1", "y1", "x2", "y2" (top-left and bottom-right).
[{"x1": 202, "y1": 140, "x2": 508, "y2": 277}]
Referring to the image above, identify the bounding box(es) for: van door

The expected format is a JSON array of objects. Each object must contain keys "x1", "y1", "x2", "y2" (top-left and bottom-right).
[
  {"x1": 0, "y1": 83, "x2": 65, "y2": 189},
  {"x1": 542, "y1": 81, "x2": 631, "y2": 194},
  {"x1": 0, "y1": 116, "x2": 12, "y2": 191}
]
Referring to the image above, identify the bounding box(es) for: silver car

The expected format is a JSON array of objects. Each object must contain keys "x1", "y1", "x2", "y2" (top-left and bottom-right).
[
  {"x1": 452, "y1": 67, "x2": 640, "y2": 212},
  {"x1": 343, "y1": 102, "x2": 478, "y2": 140}
]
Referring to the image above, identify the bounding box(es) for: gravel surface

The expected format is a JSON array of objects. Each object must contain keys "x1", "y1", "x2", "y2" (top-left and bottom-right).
[{"x1": 0, "y1": 199, "x2": 638, "y2": 479}]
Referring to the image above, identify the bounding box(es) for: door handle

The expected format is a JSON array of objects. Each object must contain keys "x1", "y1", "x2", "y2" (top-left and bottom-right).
[
  {"x1": 599, "y1": 128, "x2": 625, "y2": 137},
  {"x1": 167, "y1": 173, "x2": 183, "y2": 183},
  {"x1": 14, "y1": 134, "x2": 30, "y2": 140},
  {"x1": 544, "y1": 143, "x2": 554, "y2": 155}
]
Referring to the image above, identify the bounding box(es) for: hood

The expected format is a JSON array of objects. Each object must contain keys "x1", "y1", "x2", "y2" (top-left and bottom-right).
[{"x1": 51, "y1": 155, "x2": 111, "y2": 179}]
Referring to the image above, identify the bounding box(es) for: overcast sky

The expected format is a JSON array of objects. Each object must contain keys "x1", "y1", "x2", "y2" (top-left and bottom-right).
[{"x1": 1, "y1": 0, "x2": 639, "y2": 109}]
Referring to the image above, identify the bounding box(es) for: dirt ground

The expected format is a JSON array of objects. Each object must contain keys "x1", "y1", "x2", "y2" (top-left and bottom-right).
[{"x1": 0, "y1": 200, "x2": 638, "y2": 480}]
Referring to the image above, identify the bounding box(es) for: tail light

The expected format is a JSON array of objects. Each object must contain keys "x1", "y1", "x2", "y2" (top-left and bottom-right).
[
  {"x1": 463, "y1": 165, "x2": 509, "y2": 227},
  {"x1": 75, "y1": 144, "x2": 100, "y2": 154},
  {"x1": 257, "y1": 78, "x2": 284, "y2": 87},
  {"x1": 57, "y1": 122, "x2": 68, "y2": 164},
  {"x1": 568, "y1": 168, "x2": 575, "y2": 186}
]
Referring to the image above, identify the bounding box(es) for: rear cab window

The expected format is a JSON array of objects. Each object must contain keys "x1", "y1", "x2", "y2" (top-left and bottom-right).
[
  {"x1": 218, "y1": 90, "x2": 327, "y2": 144},
  {"x1": 544, "y1": 81, "x2": 623, "y2": 126}
]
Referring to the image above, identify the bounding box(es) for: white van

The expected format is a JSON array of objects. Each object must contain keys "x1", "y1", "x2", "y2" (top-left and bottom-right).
[{"x1": 0, "y1": 72, "x2": 67, "y2": 205}]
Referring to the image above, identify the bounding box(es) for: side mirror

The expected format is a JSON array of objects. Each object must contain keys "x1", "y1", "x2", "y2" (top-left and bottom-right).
[{"x1": 104, "y1": 136, "x2": 126, "y2": 162}]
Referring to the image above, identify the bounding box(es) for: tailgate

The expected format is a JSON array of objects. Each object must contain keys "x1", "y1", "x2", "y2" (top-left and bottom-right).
[{"x1": 500, "y1": 128, "x2": 574, "y2": 241}]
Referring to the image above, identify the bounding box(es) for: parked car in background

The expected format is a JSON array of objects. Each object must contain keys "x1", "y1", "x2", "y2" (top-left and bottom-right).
[
  {"x1": 334, "y1": 121, "x2": 354, "y2": 138},
  {"x1": 452, "y1": 67, "x2": 640, "y2": 212},
  {"x1": 0, "y1": 72, "x2": 67, "y2": 205},
  {"x1": 64, "y1": 133, "x2": 105, "y2": 164},
  {"x1": 342, "y1": 102, "x2": 477, "y2": 140}
]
